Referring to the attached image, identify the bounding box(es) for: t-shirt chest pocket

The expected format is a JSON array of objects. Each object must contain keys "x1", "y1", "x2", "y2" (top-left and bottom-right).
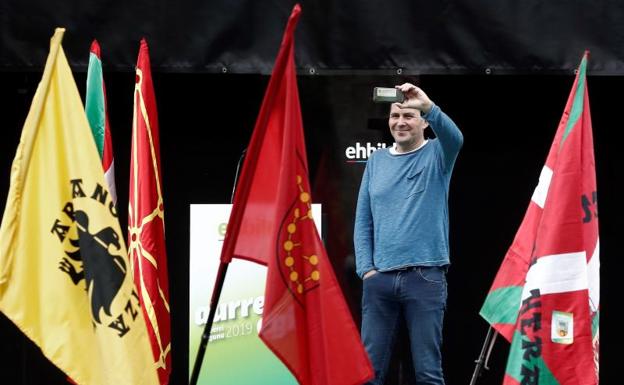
[{"x1": 406, "y1": 165, "x2": 426, "y2": 198}]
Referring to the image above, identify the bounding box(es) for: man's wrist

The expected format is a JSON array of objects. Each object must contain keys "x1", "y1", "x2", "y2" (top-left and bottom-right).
[{"x1": 421, "y1": 101, "x2": 434, "y2": 115}]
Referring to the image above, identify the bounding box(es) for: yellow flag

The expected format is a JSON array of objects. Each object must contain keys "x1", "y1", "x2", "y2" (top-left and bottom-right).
[{"x1": 0, "y1": 28, "x2": 159, "y2": 385}]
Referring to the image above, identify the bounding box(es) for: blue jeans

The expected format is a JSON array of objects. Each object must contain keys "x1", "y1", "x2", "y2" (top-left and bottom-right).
[{"x1": 361, "y1": 267, "x2": 447, "y2": 385}]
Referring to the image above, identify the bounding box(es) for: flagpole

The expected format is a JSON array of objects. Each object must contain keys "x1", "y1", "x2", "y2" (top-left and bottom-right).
[
  {"x1": 469, "y1": 326, "x2": 498, "y2": 385},
  {"x1": 189, "y1": 148, "x2": 247, "y2": 385},
  {"x1": 189, "y1": 262, "x2": 229, "y2": 385}
]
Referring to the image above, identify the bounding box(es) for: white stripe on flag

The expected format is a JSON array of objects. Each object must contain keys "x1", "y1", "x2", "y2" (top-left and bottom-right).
[
  {"x1": 531, "y1": 166, "x2": 553, "y2": 208},
  {"x1": 587, "y1": 240, "x2": 600, "y2": 312},
  {"x1": 104, "y1": 160, "x2": 117, "y2": 205},
  {"x1": 521, "y1": 251, "x2": 588, "y2": 301}
]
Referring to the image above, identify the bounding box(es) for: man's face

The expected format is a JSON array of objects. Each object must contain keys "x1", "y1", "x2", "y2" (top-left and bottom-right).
[{"x1": 388, "y1": 103, "x2": 428, "y2": 149}]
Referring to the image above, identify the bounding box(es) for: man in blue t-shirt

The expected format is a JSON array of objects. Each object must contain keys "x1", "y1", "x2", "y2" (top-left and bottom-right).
[{"x1": 354, "y1": 83, "x2": 463, "y2": 385}]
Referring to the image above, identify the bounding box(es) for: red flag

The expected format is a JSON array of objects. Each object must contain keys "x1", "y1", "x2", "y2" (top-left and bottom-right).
[
  {"x1": 129, "y1": 39, "x2": 172, "y2": 385},
  {"x1": 219, "y1": 5, "x2": 373, "y2": 385},
  {"x1": 480, "y1": 52, "x2": 599, "y2": 384}
]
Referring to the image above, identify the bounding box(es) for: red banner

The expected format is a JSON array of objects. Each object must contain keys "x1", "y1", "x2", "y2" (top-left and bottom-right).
[
  {"x1": 219, "y1": 5, "x2": 373, "y2": 385},
  {"x1": 129, "y1": 39, "x2": 172, "y2": 385}
]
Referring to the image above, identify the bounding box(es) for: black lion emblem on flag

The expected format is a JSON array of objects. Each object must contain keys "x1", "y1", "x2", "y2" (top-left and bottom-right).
[{"x1": 59, "y1": 210, "x2": 127, "y2": 324}]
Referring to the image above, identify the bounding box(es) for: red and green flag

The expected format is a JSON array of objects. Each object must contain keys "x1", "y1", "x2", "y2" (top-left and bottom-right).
[
  {"x1": 85, "y1": 40, "x2": 117, "y2": 204},
  {"x1": 128, "y1": 39, "x2": 172, "y2": 385},
  {"x1": 218, "y1": 5, "x2": 373, "y2": 385},
  {"x1": 480, "y1": 52, "x2": 599, "y2": 385}
]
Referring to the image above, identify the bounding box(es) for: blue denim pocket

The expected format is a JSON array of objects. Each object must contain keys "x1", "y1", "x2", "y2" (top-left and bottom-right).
[{"x1": 417, "y1": 266, "x2": 446, "y2": 284}]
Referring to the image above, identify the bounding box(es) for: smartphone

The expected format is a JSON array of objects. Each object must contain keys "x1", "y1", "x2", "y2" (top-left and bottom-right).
[{"x1": 372, "y1": 87, "x2": 404, "y2": 103}]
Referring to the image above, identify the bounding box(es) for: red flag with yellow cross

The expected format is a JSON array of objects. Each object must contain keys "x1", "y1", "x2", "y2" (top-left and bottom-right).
[{"x1": 128, "y1": 39, "x2": 172, "y2": 385}]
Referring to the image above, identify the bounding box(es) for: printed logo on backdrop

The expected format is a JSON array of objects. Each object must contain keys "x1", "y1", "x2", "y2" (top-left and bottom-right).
[
  {"x1": 345, "y1": 142, "x2": 388, "y2": 163},
  {"x1": 191, "y1": 204, "x2": 321, "y2": 346}
]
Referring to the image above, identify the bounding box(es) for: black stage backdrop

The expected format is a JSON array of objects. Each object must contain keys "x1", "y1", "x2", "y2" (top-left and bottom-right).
[
  {"x1": 0, "y1": 69, "x2": 621, "y2": 384},
  {"x1": 2, "y1": 0, "x2": 624, "y2": 74}
]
